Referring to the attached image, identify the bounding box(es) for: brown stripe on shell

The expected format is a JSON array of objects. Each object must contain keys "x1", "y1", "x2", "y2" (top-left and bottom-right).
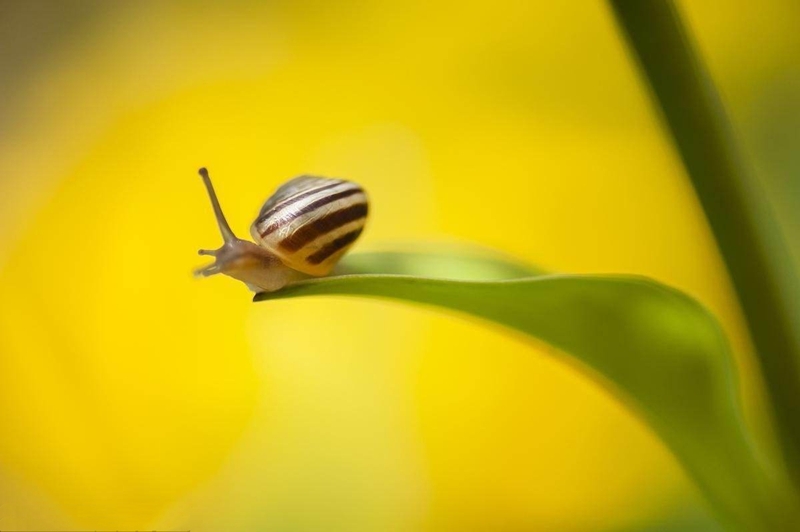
[
  {"x1": 259, "y1": 188, "x2": 363, "y2": 237},
  {"x1": 306, "y1": 228, "x2": 363, "y2": 265},
  {"x1": 256, "y1": 180, "x2": 344, "y2": 226},
  {"x1": 279, "y1": 203, "x2": 368, "y2": 252}
]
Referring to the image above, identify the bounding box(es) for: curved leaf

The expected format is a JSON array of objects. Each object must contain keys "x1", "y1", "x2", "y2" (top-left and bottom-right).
[
  {"x1": 256, "y1": 252, "x2": 796, "y2": 530},
  {"x1": 610, "y1": 0, "x2": 800, "y2": 489}
]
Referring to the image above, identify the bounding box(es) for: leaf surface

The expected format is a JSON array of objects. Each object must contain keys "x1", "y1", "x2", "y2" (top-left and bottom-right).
[{"x1": 256, "y1": 251, "x2": 794, "y2": 530}]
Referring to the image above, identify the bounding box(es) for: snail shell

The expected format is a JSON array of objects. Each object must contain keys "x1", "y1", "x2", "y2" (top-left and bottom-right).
[{"x1": 250, "y1": 176, "x2": 369, "y2": 276}]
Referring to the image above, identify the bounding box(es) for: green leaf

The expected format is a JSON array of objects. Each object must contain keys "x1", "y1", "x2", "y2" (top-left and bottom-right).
[
  {"x1": 609, "y1": 0, "x2": 800, "y2": 490},
  {"x1": 256, "y1": 251, "x2": 795, "y2": 530}
]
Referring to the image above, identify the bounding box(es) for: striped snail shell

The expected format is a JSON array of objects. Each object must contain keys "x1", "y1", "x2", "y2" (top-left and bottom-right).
[
  {"x1": 195, "y1": 168, "x2": 368, "y2": 292},
  {"x1": 250, "y1": 175, "x2": 368, "y2": 276}
]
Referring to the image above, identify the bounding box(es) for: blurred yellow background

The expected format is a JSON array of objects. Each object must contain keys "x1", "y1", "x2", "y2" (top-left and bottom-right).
[{"x1": 0, "y1": 1, "x2": 798, "y2": 530}]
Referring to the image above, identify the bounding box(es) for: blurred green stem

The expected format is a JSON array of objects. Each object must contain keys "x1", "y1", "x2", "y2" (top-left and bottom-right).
[{"x1": 609, "y1": 0, "x2": 800, "y2": 489}]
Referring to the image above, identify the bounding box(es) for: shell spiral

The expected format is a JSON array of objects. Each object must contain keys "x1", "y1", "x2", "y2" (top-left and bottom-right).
[{"x1": 250, "y1": 176, "x2": 368, "y2": 276}]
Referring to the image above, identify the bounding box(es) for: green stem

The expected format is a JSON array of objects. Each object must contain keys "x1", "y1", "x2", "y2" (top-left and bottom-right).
[{"x1": 609, "y1": 0, "x2": 800, "y2": 490}]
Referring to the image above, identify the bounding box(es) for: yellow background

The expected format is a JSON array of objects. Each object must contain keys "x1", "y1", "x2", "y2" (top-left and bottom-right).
[{"x1": 0, "y1": 1, "x2": 797, "y2": 530}]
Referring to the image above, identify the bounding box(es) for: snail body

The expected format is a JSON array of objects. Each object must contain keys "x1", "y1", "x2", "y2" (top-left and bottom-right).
[{"x1": 195, "y1": 168, "x2": 368, "y2": 292}]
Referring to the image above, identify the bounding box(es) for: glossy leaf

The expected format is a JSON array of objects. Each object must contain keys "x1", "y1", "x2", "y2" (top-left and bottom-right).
[{"x1": 256, "y1": 251, "x2": 795, "y2": 530}]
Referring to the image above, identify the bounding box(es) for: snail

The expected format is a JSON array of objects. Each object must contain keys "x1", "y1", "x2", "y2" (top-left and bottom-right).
[{"x1": 195, "y1": 167, "x2": 368, "y2": 292}]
